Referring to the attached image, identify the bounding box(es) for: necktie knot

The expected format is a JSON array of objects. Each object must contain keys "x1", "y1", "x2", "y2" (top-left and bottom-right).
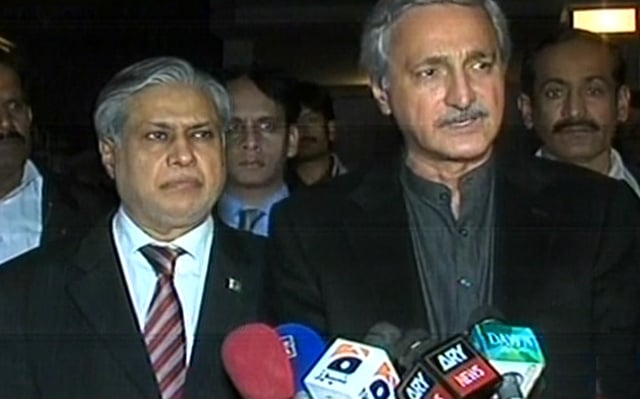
[
  {"x1": 140, "y1": 244, "x2": 185, "y2": 277},
  {"x1": 238, "y1": 208, "x2": 265, "y2": 232}
]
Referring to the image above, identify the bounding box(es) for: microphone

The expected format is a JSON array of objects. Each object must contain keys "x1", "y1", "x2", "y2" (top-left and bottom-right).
[
  {"x1": 276, "y1": 323, "x2": 326, "y2": 392},
  {"x1": 393, "y1": 329, "x2": 435, "y2": 373},
  {"x1": 222, "y1": 323, "x2": 295, "y2": 399},
  {"x1": 396, "y1": 362, "x2": 456, "y2": 399},
  {"x1": 468, "y1": 316, "x2": 546, "y2": 399},
  {"x1": 363, "y1": 322, "x2": 403, "y2": 355},
  {"x1": 303, "y1": 336, "x2": 400, "y2": 399},
  {"x1": 390, "y1": 326, "x2": 501, "y2": 398},
  {"x1": 420, "y1": 334, "x2": 502, "y2": 398}
]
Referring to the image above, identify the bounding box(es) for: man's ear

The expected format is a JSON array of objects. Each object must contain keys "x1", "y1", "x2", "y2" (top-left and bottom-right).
[
  {"x1": 371, "y1": 77, "x2": 392, "y2": 115},
  {"x1": 98, "y1": 138, "x2": 117, "y2": 179},
  {"x1": 327, "y1": 119, "x2": 336, "y2": 142},
  {"x1": 616, "y1": 85, "x2": 631, "y2": 123},
  {"x1": 26, "y1": 105, "x2": 33, "y2": 125},
  {"x1": 286, "y1": 124, "x2": 299, "y2": 158},
  {"x1": 517, "y1": 93, "x2": 534, "y2": 130}
]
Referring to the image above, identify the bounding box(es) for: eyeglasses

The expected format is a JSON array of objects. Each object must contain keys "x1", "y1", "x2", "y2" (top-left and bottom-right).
[{"x1": 225, "y1": 116, "x2": 286, "y2": 141}]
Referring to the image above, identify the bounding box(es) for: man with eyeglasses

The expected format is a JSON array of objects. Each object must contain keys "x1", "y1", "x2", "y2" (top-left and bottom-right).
[{"x1": 217, "y1": 66, "x2": 299, "y2": 237}]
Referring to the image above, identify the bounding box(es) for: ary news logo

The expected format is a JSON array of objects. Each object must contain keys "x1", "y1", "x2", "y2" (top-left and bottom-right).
[
  {"x1": 397, "y1": 364, "x2": 454, "y2": 399},
  {"x1": 428, "y1": 341, "x2": 473, "y2": 374},
  {"x1": 425, "y1": 339, "x2": 496, "y2": 395},
  {"x1": 280, "y1": 334, "x2": 297, "y2": 359}
]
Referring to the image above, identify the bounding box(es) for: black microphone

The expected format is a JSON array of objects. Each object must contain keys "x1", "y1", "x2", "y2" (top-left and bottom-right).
[
  {"x1": 363, "y1": 321, "x2": 403, "y2": 356},
  {"x1": 387, "y1": 323, "x2": 501, "y2": 398}
]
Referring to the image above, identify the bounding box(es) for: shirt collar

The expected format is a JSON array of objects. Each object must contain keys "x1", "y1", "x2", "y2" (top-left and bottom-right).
[
  {"x1": 609, "y1": 148, "x2": 630, "y2": 180},
  {"x1": 536, "y1": 147, "x2": 624, "y2": 178},
  {"x1": 400, "y1": 156, "x2": 494, "y2": 202},
  {"x1": 535, "y1": 147, "x2": 640, "y2": 196},
  {"x1": 114, "y1": 206, "x2": 214, "y2": 276},
  {"x1": 218, "y1": 184, "x2": 289, "y2": 222},
  {"x1": 1, "y1": 160, "x2": 41, "y2": 201}
]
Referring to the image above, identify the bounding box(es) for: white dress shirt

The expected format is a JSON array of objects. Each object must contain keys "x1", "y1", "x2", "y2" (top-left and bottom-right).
[
  {"x1": 112, "y1": 206, "x2": 214, "y2": 364},
  {"x1": 0, "y1": 160, "x2": 43, "y2": 265},
  {"x1": 535, "y1": 148, "x2": 640, "y2": 198}
]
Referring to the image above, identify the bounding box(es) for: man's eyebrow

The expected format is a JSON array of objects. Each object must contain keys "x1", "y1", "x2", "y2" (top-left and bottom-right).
[{"x1": 539, "y1": 78, "x2": 567, "y2": 87}]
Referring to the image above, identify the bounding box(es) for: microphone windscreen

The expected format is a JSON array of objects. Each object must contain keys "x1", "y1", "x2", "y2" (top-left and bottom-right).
[
  {"x1": 467, "y1": 305, "x2": 505, "y2": 329},
  {"x1": 363, "y1": 321, "x2": 402, "y2": 355},
  {"x1": 276, "y1": 323, "x2": 326, "y2": 391},
  {"x1": 222, "y1": 323, "x2": 295, "y2": 399},
  {"x1": 393, "y1": 328, "x2": 435, "y2": 371}
]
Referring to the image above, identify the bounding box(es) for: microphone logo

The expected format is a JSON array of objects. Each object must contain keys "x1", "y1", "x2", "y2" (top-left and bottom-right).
[
  {"x1": 304, "y1": 338, "x2": 400, "y2": 399},
  {"x1": 280, "y1": 334, "x2": 297, "y2": 359}
]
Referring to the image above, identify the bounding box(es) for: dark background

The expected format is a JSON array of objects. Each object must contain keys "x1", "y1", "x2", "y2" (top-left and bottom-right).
[{"x1": 2, "y1": 0, "x2": 638, "y2": 174}]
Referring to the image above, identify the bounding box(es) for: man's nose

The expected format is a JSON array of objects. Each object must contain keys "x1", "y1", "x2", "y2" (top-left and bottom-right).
[
  {"x1": 445, "y1": 70, "x2": 476, "y2": 110},
  {"x1": 241, "y1": 128, "x2": 262, "y2": 151},
  {"x1": 562, "y1": 89, "x2": 586, "y2": 119}
]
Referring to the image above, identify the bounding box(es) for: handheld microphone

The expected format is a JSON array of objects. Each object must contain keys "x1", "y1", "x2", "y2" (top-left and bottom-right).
[
  {"x1": 303, "y1": 337, "x2": 400, "y2": 399},
  {"x1": 393, "y1": 329, "x2": 434, "y2": 373},
  {"x1": 396, "y1": 362, "x2": 456, "y2": 399},
  {"x1": 391, "y1": 326, "x2": 500, "y2": 398},
  {"x1": 469, "y1": 319, "x2": 546, "y2": 399},
  {"x1": 421, "y1": 334, "x2": 502, "y2": 398},
  {"x1": 221, "y1": 323, "x2": 295, "y2": 399},
  {"x1": 276, "y1": 323, "x2": 326, "y2": 392},
  {"x1": 364, "y1": 322, "x2": 403, "y2": 355}
]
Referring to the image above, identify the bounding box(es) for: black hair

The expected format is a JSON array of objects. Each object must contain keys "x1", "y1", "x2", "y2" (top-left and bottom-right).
[
  {"x1": 0, "y1": 44, "x2": 30, "y2": 102},
  {"x1": 295, "y1": 81, "x2": 335, "y2": 121},
  {"x1": 221, "y1": 64, "x2": 300, "y2": 125},
  {"x1": 520, "y1": 24, "x2": 626, "y2": 97}
]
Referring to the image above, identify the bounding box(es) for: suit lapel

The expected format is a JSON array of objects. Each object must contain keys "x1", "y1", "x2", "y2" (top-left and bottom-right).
[
  {"x1": 66, "y1": 219, "x2": 159, "y2": 399},
  {"x1": 492, "y1": 159, "x2": 557, "y2": 321},
  {"x1": 185, "y1": 224, "x2": 248, "y2": 398},
  {"x1": 345, "y1": 157, "x2": 429, "y2": 332}
]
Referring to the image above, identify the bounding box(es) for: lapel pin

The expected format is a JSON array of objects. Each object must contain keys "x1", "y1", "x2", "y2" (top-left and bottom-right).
[{"x1": 226, "y1": 277, "x2": 242, "y2": 293}]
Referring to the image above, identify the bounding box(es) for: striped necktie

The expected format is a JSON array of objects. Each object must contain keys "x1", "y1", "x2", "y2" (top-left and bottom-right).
[
  {"x1": 237, "y1": 208, "x2": 265, "y2": 232},
  {"x1": 140, "y1": 244, "x2": 187, "y2": 399}
]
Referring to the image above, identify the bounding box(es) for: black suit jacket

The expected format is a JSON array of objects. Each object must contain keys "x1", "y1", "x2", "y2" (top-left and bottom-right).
[
  {"x1": 267, "y1": 152, "x2": 640, "y2": 399},
  {"x1": 39, "y1": 169, "x2": 114, "y2": 244},
  {"x1": 0, "y1": 215, "x2": 266, "y2": 399}
]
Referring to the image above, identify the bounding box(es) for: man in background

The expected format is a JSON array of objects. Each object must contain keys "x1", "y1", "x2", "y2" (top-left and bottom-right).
[
  {"x1": 0, "y1": 48, "x2": 108, "y2": 265},
  {"x1": 217, "y1": 67, "x2": 298, "y2": 236},
  {"x1": 518, "y1": 26, "x2": 640, "y2": 196},
  {"x1": 289, "y1": 81, "x2": 347, "y2": 187}
]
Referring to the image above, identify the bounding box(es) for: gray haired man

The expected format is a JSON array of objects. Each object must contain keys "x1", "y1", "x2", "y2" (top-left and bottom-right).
[
  {"x1": 267, "y1": 1, "x2": 640, "y2": 398},
  {"x1": 0, "y1": 57, "x2": 266, "y2": 399}
]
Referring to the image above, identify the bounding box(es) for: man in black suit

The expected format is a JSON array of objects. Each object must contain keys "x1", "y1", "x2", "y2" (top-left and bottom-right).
[
  {"x1": 0, "y1": 49, "x2": 108, "y2": 265},
  {"x1": 267, "y1": 1, "x2": 640, "y2": 398},
  {"x1": 0, "y1": 57, "x2": 265, "y2": 399}
]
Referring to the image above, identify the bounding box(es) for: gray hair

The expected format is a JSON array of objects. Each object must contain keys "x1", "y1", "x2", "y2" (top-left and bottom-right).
[
  {"x1": 360, "y1": 0, "x2": 511, "y2": 86},
  {"x1": 94, "y1": 56, "x2": 231, "y2": 142}
]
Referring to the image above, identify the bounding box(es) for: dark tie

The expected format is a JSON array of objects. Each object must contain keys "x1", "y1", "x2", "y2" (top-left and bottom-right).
[
  {"x1": 237, "y1": 208, "x2": 265, "y2": 232},
  {"x1": 140, "y1": 244, "x2": 187, "y2": 399}
]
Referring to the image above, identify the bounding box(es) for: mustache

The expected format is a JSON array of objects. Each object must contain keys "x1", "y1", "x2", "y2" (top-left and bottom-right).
[
  {"x1": 436, "y1": 103, "x2": 489, "y2": 128},
  {"x1": 552, "y1": 118, "x2": 599, "y2": 134},
  {"x1": 0, "y1": 131, "x2": 26, "y2": 143}
]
